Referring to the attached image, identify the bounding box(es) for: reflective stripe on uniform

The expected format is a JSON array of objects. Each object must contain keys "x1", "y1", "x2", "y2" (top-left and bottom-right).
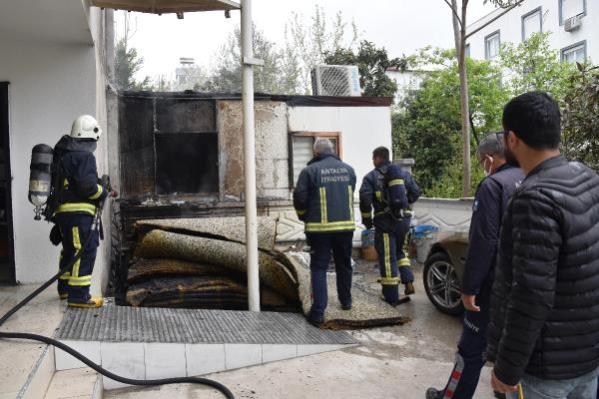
[
  {"x1": 375, "y1": 191, "x2": 382, "y2": 201},
  {"x1": 305, "y1": 220, "x2": 355, "y2": 233},
  {"x1": 378, "y1": 276, "x2": 400, "y2": 286},
  {"x1": 383, "y1": 233, "x2": 391, "y2": 281},
  {"x1": 55, "y1": 203, "x2": 97, "y2": 216},
  {"x1": 389, "y1": 178, "x2": 405, "y2": 187},
  {"x1": 348, "y1": 186, "x2": 354, "y2": 221},
  {"x1": 361, "y1": 211, "x2": 371, "y2": 218},
  {"x1": 68, "y1": 275, "x2": 92, "y2": 287},
  {"x1": 319, "y1": 187, "x2": 328, "y2": 224},
  {"x1": 59, "y1": 252, "x2": 70, "y2": 280},
  {"x1": 398, "y1": 257, "x2": 411, "y2": 267},
  {"x1": 88, "y1": 184, "x2": 104, "y2": 200},
  {"x1": 70, "y1": 227, "x2": 82, "y2": 283},
  {"x1": 296, "y1": 209, "x2": 307, "y2": 216}
]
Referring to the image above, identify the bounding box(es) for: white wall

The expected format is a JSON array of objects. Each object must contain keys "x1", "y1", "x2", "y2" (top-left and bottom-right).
[
  {"x1": 467, "y1": 0, "x2": 598, "y2": 63},
  {"x1": 287, "y1": 106, "x2": 393, "y2": 188},
  {"x1": 386, "y1": 70, "x2": 425, "y2": 105},
  {"x1": 0, "y1": 34, "x2": 99, "y2": 283}
]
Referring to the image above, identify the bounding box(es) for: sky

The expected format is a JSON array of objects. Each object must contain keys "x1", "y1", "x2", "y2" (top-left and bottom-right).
[{"x1": 117, "y1": 0, "x2": 497, "y2": 81}]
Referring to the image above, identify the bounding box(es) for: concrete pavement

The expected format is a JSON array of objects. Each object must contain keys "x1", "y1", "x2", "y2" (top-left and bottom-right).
[{"x1": 107, "y1": 261, "x2": 495, "y2": 399}]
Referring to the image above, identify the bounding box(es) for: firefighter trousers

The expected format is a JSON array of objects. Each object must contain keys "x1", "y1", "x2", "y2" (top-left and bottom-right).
[
  {"x1": 374, "y1": 219, "x2": 414, "y2": 303},
  {"x1": 56, "y1": 213, "x2": 99, "y2": 303},
  {"x1": 306, "y1": 232, "x2": 354, "y2": 319}
]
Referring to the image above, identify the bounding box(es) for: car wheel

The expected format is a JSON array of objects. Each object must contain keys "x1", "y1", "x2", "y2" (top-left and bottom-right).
[{"x1": 423, "y1": 251, "x2": 464, "y2": 315}]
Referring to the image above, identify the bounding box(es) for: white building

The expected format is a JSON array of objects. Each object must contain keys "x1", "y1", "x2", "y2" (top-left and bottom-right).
[
  {"x1": 385, "y1": 68, "x2": 428, "y2": 105},
  {"x1": 467, "y1": 0, "x2": 597, "y2": 63}
]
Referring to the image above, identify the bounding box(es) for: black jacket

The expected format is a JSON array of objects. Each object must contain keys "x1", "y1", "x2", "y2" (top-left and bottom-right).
[
  {"x1": 461, "y1": 164, "x2": 523, "y2": 296},
  {"x1": 51, "y1": 135, "x2": 107, "y2": 216},
  {"x1": 487, "y1": 156, "x2": 599, "y2": 385},
  {"x1": 359, "y1": 161, "x2": 420, "y2": 231},
  {"x1": 293, "y1": 154, "x2": 356, "y2": 233}
]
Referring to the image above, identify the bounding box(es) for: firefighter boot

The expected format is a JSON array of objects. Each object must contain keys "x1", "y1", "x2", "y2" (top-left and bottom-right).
[
  {"x1": 404, "y1": 282, "x2": 415, "y2": 295},
  {"x1": 68, "y1": 297, "x2": 104, "y2": 309}
]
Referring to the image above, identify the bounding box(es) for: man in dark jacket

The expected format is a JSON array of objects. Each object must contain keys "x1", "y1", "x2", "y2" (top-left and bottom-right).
[
  {"x1": 51, "y1": 115, "x2": 112, "y2": 308},
  {"x1": 426, "y1": 133, "x2": 523, "y2": 399},
  {"x1": 293, "y1": 138, "x2": 357, "y2": 326},
  {"x1": 488, "y1": 92, "x2": 599, "y2": 398},
  {"x1": 359, "y1": 146, "x2": 420, "y2": 304}
]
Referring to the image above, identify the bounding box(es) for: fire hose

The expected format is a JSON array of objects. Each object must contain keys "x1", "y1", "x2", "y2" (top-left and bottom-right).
[{"x1": 0, "y1": 197, "x2": 235, "y2": 399}]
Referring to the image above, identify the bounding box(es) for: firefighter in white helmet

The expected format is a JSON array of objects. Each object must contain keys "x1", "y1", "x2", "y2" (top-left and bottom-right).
[{"x1": 48, "y1": 115, "x2": 115, "y2": 308}]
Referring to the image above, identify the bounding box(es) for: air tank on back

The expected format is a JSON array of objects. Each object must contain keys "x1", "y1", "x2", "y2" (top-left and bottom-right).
[{"x1": 28, "y1": 144, "x2": 53, "y2": 219}]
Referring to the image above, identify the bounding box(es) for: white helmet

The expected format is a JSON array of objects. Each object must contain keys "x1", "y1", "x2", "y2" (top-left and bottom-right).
[{"x1": 70, "y1": 115, "x2": 102, "y2": 141}]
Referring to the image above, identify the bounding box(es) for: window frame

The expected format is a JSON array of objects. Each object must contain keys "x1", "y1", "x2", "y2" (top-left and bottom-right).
[
  {"x1": 559, "y1": 0, "x2": 587, "y2": 26},
  {"x1": 288, "y1": 131, "x2": 343, "y2": 188},
  {"x1": 484, "y1": 30, "x2": 501, "y2": 61},
  {"x1": 521, "y1": 6, "x2": 543, "y2": 42},
  {"x1": 560, "y1": 40, "x2": 587, "y2": 63}
]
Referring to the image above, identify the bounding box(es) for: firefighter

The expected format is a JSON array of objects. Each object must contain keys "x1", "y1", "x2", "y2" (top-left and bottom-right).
[
  {"x1": 426, "y1": 133, "x2": 523, "y2": 399},
  {"x1": 51, "y1": 115, "x2": 114, "y2": 308},
  {"x1": 359, "y1": 146, "x2": 420, "y2": 305},
  {"x1": 293, "y1": 138, "x2": 357, "y2": 327}
]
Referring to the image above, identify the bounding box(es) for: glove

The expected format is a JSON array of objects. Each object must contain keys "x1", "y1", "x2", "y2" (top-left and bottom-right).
[
  {"x1": 49, "y1": 224, "x2": 62, "y2": 246},
  {"x1": 110, "y1": 190, "x2": 119, "y2": 198},
  {"x1": 363, "y1": 218, "x2": 373, "y2": 230}
]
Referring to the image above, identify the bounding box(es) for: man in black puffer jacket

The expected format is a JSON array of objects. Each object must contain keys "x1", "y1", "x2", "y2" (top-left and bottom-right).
[{"x1": 488, "y1": 91, "x2": 599, "y2": 398}]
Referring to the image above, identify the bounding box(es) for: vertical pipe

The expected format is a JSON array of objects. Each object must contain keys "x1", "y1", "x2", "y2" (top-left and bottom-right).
[{"x1": 241, "y1": 0, "x2": 260, "y2": 312}]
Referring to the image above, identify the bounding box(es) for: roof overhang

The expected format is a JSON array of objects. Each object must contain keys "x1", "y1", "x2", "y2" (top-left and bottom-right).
[{"x1": 90, "y1": 0, "x2": 240, "y2": 14}]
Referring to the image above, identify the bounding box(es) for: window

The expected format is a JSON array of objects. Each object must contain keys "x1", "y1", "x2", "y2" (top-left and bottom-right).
[
  {"x1": 559, "y1": 0, "x2": 586, "y2": 25},
  {"x1": 465, "y1": 43, "x2": 471, "y2": 58},
  {"x1": 290, "y1": 132, "x2": 342, "y2": 186},
  {"x1": 485, "y1": 31, "x2": 501, "y2": 60},
  {"x1": 522, "y1": 7, "x2": 542, "y2": 41},
  {"x1": 561, "y1": 41, "x2": 587, "y2": 63}
]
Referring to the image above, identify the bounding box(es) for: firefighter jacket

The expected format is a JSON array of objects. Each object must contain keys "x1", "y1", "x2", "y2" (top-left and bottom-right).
[
  {"x1": 359, "y1": 161, "x2": 420, "y2": 231},
  {"x1": 51, "y1": 135, "x2": 107, "y2": 216},
  {"x1": 293, "y1": 154, "x2": 357, "y2": 233}
]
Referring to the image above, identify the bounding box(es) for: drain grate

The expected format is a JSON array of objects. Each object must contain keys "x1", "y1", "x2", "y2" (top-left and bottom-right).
[{"x1": 55, "y1": 299, "x2": 357, "y2": 345}]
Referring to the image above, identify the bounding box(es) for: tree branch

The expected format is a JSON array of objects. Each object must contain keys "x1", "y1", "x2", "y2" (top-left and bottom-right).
[
  {"x1": 465, "y1": 0, "x2": 525, "y2": 39},
  {"x1": 442, "y1": 0, "x2": 463, "y2": 28}
]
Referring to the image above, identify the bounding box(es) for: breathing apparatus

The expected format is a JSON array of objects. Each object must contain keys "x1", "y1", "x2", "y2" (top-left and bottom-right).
[{"x1": 16, "y1": 116, "x2": 236, "y2": 398}]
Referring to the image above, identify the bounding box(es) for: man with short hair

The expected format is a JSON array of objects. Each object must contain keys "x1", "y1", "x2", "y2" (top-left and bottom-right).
[
  {"x1": 488, "y1": 92, "x2": 599, "y2": 398},
  {"x1": 359, "y1": 146, "x2": 420, "y2": 305},
  {"x1": 293, "y1": 138, "x2": 357, "y2": 327},
  {"x1": 426, "y1": 133, "x2": 523, "y2": 399}
]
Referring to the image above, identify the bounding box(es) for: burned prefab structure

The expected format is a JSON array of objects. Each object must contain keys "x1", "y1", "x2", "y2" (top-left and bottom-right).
[{"x1": 112, "y1": 91, "x2": 395, "y2": 311}]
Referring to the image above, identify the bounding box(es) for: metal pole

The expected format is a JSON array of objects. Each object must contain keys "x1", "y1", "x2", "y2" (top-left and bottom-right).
[{"x1": 241, "y1": 0, "x2": 260, "y2": 312}]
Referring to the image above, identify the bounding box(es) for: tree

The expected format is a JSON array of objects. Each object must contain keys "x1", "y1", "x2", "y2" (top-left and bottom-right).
[
  {"x1": 284, "y1": 6, "x2": 359, "y2": 94},
  {"x1": 441, "y1": 0, "x2": 525, "y2": 196},
  {"x1": 202, "y1": 24, "x2": 285, "y2": 93},
  {"x1": 324, "y1": 41, "x2": 407, "y2": 98},
  {"x1": 114, "y1": 38, "x2": 153, "y2": 91},
  {"x1": 562, "y1": 64, "x2": 599, "y2": 171},
  {"x1": 499, "y1": 32, "x2": 575, "y2": 103},
  {"x1": 394, "y1": 49, "x2": 510, "y2": 193}
]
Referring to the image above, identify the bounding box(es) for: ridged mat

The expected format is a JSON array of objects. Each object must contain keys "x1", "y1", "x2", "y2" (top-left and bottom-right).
[{"x1": 55, "y1": 299, "x2": 357, "y2": 345}]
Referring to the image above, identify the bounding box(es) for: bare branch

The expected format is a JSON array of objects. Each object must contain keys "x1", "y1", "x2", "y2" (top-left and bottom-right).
[
  {"x1": 442, "y1": 0, "x2": 463, "y2": 27},
  {"x1": 465, "y1": 0, "x2": 525, "y2": 39}
]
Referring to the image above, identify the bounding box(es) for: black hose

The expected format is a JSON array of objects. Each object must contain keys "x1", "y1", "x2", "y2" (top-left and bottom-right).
[{"x1": 0, "y1": 203, "x2": 235, "y2": 399}]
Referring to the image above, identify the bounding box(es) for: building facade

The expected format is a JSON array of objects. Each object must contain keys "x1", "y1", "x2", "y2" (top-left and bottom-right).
[{"x1": 467, "y1": 0, "x2": 597, "y2": 63}]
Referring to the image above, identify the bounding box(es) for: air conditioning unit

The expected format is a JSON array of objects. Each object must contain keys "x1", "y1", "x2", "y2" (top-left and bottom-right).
[
  {"x1": 311, "y1": 65, "x2": 361, "y2": 97},
  {"x1": 564, "y1": 14, "x2": 583, "y2": 32}
]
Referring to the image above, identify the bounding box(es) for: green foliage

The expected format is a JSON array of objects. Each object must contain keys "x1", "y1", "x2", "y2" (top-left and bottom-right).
[
  {"x1": 499, "y1": 32, "x2": 576, "y2": 103},
  {"x1": 395, "y1": 32, "x2": 589, "y2": 198},
  {"x1": 324, "y1": 41, "x2": 407, "y2": 98},
  {"x1": 115, "y1": 38, "x2": 152, "y2": 91},
  {"x1": 562, "y1": 64, "x2": 599, "y2": 171},
  {"x1": 393, "y1": 48, "x2": 509, "y2": 193}
]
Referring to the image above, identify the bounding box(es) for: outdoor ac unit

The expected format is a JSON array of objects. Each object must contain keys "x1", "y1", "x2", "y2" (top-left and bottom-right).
[
  {"x1": 564, "y1": 14, "x2": 583, "y2": 32},
  {"x1": 311, "y1": 65, "x2": 361, "y2": 97}
]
